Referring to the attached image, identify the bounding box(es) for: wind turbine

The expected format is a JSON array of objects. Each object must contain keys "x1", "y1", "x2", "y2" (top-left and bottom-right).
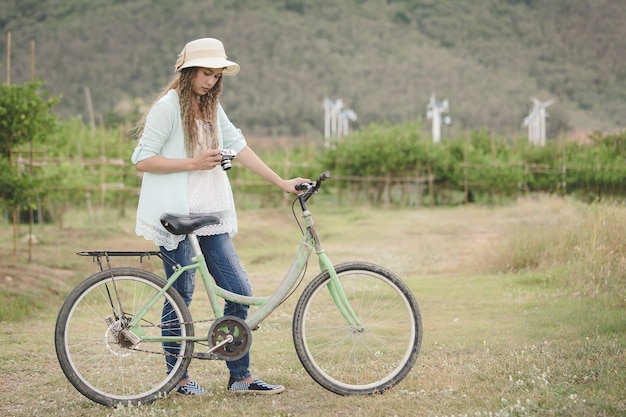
[
  {"x1": 323, "y1": 98, "x2": 357, "y2": 147},
  {"x1": 426, "y1": 93, "x2": 451, "y2": 143},
  {"x1": 323, "y1": 98, "x2": 343, "y2": 147},
  {"x1": 323, "y1": 97, "x2": 334, "y2": 143},
  {"x1": 338, "y1": 109, "x2": 358, "y2": 137},
  {"x1": 522, "y1": 98, "x2": 553, "y2": 146}
]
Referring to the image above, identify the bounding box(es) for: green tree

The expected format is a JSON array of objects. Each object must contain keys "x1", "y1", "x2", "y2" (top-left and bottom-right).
[
  {"x1": 0, "y1": 80, "x2": 58, "y2": 161},
  {"x1": 0, "y1": 158, "x2": 40, "y2": 211},
  {"x1": 0, "y1": 81, "x2": 58, "y2": 258}
]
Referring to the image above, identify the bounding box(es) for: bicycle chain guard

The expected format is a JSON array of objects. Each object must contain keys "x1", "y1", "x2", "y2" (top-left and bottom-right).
[{"x1": 207, "y1": 315, "x2": 252, "y2": 362}]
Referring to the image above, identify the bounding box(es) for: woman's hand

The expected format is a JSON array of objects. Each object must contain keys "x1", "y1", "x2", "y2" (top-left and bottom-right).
[
  {"x1": 191, "y1": 149, "x2": 223, "y2": 171},
  {"x1": 281, "y1": 177, "x2": 311, "y2": 194}
]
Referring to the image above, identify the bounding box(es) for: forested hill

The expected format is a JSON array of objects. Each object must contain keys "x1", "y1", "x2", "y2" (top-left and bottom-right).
[{"x1": 1, "y1": 0, "x2": 624, "y2": 139}]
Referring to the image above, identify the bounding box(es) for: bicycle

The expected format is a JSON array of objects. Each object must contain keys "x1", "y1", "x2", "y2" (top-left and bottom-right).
[{"x1": 54, "y1": 171, "x2": 423, "y2": 407}]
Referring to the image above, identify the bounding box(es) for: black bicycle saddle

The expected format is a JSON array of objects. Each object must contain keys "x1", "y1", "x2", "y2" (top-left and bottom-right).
[{"x1": 160, "y1": 213, "x2": 220, "y2": 235}]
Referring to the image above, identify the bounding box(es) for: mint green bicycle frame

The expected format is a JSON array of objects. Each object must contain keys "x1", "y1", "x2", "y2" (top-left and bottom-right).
[{"x1": 126, "y1": 208, "x2": 363, "y2": 344}]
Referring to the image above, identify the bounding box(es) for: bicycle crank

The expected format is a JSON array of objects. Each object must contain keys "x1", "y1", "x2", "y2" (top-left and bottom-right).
[{"x1": 206, "y1": 315, "x2": 252, "y2": 361}]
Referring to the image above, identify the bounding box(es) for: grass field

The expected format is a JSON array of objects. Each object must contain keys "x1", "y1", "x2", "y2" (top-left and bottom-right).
[{"x1": 1, "y1": 195, "x2": 625, "y2": 417}]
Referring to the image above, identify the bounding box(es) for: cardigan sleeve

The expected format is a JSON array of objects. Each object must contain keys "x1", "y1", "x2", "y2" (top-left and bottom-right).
[
  {"x1": 218, "y1": 104, "x2": 247, "y2": 153},
  {"x1": 131, "y1": 91, "x2": 181, "y2": 164}
]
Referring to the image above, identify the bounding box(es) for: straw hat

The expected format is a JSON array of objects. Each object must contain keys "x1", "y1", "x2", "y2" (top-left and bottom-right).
[{"x1": 175, "y1": 38, "x2": 240, "y2": 75}]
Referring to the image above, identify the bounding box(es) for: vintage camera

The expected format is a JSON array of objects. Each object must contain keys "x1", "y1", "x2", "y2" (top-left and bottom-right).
[{"x1": 220, "y1": 149, "x2": 237, "y2": 171}]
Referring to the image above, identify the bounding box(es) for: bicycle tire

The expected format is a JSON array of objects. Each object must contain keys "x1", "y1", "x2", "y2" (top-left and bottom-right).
[
  {"x1": 292, "y1": 261, "x2": 422, "y2": 395},
  {"x1": 54, "y1": 267, "x2": 194, "y2": 406}
]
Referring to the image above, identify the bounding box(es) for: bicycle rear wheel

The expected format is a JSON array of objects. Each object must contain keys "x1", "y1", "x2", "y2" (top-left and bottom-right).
[
  {"x1": 54, "y1": 267, "x2": 194, "y2": 406},
  {"x1": 293, "y1": 262, "x2": 422, "y2": 395}
]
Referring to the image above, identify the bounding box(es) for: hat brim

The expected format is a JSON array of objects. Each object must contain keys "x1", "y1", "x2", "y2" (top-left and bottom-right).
[{"x1": 178, "y1": 58, "x2": 240, "y2": 76}]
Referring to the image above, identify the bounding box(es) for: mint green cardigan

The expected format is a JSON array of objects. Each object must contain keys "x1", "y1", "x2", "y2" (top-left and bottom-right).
[{"x1": 131, "y1": 89, "x2": 247, "y2": 250}]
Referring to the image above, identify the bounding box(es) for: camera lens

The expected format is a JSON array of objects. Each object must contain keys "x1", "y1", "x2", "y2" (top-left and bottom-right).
[{"x1": 221, "y1": 158, "x2": 232, "y2": 171}]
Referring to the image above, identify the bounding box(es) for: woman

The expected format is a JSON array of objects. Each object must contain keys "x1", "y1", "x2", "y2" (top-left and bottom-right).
[{"x1": 131, "y1": 38, "x2": 308, "y2": 395}]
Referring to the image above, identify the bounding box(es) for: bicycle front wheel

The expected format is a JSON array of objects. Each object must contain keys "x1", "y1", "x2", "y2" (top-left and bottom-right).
[
  {"x1": 293, "y1": 262, "x2": 422, "y2": 395},
  {"x1": 54, "y1": 267, "x2": 194, "y2": 406}
]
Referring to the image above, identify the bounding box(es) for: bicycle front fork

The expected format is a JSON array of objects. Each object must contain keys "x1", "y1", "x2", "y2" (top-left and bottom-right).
[{"x1": 318, "y1": 253, "x2": 364, "y2": 332}]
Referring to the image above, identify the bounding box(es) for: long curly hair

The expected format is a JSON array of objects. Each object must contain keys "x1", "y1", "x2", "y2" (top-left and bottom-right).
[{"x1": 134, "y1": 67, "x2": 223, "y2": 156}]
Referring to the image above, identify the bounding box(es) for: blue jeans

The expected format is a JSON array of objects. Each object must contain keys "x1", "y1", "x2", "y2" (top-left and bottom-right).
[{"x1": 161, "y1": 234, "x2": 253, "y2": 382}]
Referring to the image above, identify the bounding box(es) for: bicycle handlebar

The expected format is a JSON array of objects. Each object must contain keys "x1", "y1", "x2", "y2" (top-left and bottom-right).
[
  {"x1": 296, "y1": 170, "x2": 331, "y2": 206},
  {"x1": 296, "y1": 170, "x2": 331, "y2": 192}
]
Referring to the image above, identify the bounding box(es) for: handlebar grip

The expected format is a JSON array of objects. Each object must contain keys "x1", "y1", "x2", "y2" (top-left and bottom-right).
[
  {"x1": 295, "y1": 183, "x2": 310, "y2": 191},
  {"x1": 319, "y1": 170, "x2": 331, "y2": 181}
]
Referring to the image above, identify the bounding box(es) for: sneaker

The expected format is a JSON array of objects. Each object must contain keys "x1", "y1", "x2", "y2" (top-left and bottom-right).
[
  {"x1": 227, "y1": 377, "x2": 285, "y2": 395},
  {"x1": 176, "y1": 380, "x2": 208, "y2": 396}
]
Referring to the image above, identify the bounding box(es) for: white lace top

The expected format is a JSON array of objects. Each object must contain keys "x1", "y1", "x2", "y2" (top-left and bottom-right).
[{"x1": 188, "y1": 120, "x2": 236, "y2": 236}]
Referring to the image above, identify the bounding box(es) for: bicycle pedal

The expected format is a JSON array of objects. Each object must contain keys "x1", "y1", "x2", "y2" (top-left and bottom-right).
[{"x1": 194, "y1": 351, "x2": 219, "y2": 360}]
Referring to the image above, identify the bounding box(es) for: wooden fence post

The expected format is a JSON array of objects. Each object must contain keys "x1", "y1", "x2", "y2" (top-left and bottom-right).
[{"x1": 463, "y1": 130, "x2": 469, "y2": 204}]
